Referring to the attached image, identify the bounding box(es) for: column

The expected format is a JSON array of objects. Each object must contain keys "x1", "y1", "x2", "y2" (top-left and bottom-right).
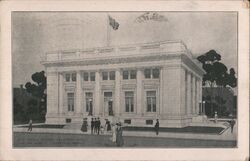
[
  {"x1": 115, "y1": 70, "x2": 121, "y2": 116},
  {"x1": 58, "y1": 72, "x2": 64, "y2": 114},
  {"x1": 180, "y1": 68, "x2": 187, "y2": 115},
  {"x1": 187, "y1": 72, "x2": 192, "y2": 115},
  {"x1": 76, "y1": 71, "x2": 82, "y2": 114},
  {"x1": 136, "y1": 69, "x2": 143, "y2": 116},
  {"x1": 200, "y1": 79, "x2": 204, "y2": 115},
  {"x1": 159, "y1": 68, "x2": 164, "y2": 115},
  {"x1": 94, "y1": 71, "x2": 101, "y2": 116},
  {"x1": 192, "y1": 76, "x2": 196, "y2": 115},
  {"x1": 196, "y1": 78, "x2": 200, "y2": 114}
]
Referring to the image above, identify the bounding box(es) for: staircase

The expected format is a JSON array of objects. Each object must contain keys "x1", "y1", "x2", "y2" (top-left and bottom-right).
[{"x1": 63, "y1": 123, "x2": 82, "y2": 130}]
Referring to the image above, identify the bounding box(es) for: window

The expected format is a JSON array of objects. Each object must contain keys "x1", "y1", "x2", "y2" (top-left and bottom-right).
[
  {"x1": 104, "y1": 92, "x2": 112, "y2": 98},
  {"x1": 123, "y1": 70, "x2": 137, "y2": 80},
  {"x1": 146, "y1": 120, "x2": 153, "y2": 125},
  {"x1": 102, "y1": 72, "x2": 108, "y2": 80},
  {"x1": 72, "y1": 73, "x2": 76, "y2": 81},
  {"x1": 67, "y1": 93, "x2": 74, "y2": 112},
  {"x1": 83, "y1": 72, "x2": 89, "y2": 81},
  {"x1": 109, "y1": 71, "x2": 115, "y2": 80},
  {"x1": 124, "y1": 119, "x2": 131, "y2": 124},
  {"x1": 90, "y1": 72, "x2": 95, "y2": 81},
  {"x1": 65, "y1": 74, "x2": 70, "y2": 82},
  {"x1": 85, "y1": 92, "x2": 93, "y2": 115},
  {"x1": 144, "y1": 68, "x2": 160, "y2": 79},
  {"x1": 152, "y1": 69, "x2": 160, "y2": 78},
  {"x1": 144, "y1": 69, "x2": 151, "y2": 78},
  {"x1": 146, "y1": 91, "x2": 156, "y2": 112},
  {"x1": 66, "y1": 118, "x2": 71, "y2": 123},
  {"x1": 123, "y1": 71, "x2": 129, "y2": 79},
  {"x1": 130, "y1": 70, "x2": 136, "y2": 79},
  {"x1": 125, "y1": 91, "x2": 134, "y2": 112}
]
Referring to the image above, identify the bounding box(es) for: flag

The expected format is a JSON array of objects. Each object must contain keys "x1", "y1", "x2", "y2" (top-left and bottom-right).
[
  {"x1": 135, "y1": 12, "x2": 168, "y2": 23},
  {"x1": 108, "y1": 15, "x2": 119, "y2": 30}
]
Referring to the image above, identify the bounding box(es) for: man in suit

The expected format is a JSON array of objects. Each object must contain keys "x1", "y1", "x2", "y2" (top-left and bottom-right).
[
  {"x1": 154, "y1": 119, "x2": 160, "y2": 135},
  {"x1": 94, "y1": 118, "x2": 97, "y2": 134},
  {"x1": 91, "y1": 118, "x2": 94, "y2": 134},
  {"x1": 96, "y1": 117, "x2": 101, "y2": 135}
]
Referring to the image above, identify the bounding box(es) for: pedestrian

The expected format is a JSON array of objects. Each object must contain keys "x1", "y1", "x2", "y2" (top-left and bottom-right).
[
  {"x1": 214, "y1": 111, "x2": 218, "y2": 123},
  {"x1": 116, "y1": 122, "x2": 124, "y2": 147},
  {"x1": 91, "y1": 118, "x2": 94, "y2": 134},
  {"x1": 154, "y1": 119, "x2": 159, "y2": 135},
  {"x1": 94, "y1": 118, "x2": 97, "y2": 134},
  {"x1": 230, "y1": 119, "x2": 235, "y2": 133},
  {"x1": 106, "y1": 119, "x2": 111, "y2": 132},
  {"x1": 96, "y1": 117, "x2": 101, "y2": 135},
  {"x1": 111, "y1": 123, "x2": 117, "y2": 144},
  {"x1": 81, "y1": 118, "x2": 88, "y2": 132},
  {"x1": 100, "y1": 125, "x2": 104, "y2": 134},
  {"x1": 27, "y1": 119, "x2": 32, "y2": 132}
]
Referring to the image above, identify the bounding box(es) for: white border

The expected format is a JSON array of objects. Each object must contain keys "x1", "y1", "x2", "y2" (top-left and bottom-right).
[{"x1": 0, "y1": 0, "x2": 249, "y2": 160}]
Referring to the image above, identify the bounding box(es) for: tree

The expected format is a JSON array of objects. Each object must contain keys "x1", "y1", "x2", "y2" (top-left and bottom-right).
[
  {"x1": 197, "y1": 50, "x2": 237, "y2": 117},
  {"x1": 25, "y1": 71, "x2": 47, "y2": 120}
]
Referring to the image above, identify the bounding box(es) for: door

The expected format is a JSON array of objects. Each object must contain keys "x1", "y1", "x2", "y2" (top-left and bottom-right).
[{"x1": 104, "y1": 92, "x2": 113, "y2": 116}]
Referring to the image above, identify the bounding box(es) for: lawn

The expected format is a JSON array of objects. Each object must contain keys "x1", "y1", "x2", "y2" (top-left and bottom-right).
[{"x1": 123, "y1": 126, "x2": 224, "y2": 134}]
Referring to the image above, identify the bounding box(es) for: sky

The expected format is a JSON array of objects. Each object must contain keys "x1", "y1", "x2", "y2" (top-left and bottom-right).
[{"x1": 12, "y1": 12, "x2": 237, "y2": 87}]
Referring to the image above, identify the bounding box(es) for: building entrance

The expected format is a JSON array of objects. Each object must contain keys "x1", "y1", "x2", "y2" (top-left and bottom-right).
[{"x1": 104, "y1": 92, "x2": 113, "y2": 116}]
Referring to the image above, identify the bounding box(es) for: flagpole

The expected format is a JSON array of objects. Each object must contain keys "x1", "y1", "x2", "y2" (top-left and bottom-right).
[{"x1": 107, "y1": 14, "x2": 111, "y2": 46}]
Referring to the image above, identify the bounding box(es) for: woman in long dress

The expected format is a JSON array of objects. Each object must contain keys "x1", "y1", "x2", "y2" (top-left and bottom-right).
[
  {"x1": 116, "y1": 123, "x2": 124, "y2": 147},
  {"x1": 111, "y1": 123, "x2": 117, "y2": 143}
]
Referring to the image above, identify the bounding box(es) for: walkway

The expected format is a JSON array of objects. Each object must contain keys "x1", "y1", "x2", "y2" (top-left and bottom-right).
[{"x1": 13, "y1": 121, "x2": 237, "y2": 141}]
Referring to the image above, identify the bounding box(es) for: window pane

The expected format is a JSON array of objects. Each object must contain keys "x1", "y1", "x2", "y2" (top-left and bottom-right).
[
  {"x1": 130, "y1": 70, "x2": 136, "y2": 79},
  {"x1": 102, "y1": 72, "x2": 108, "y2": 80},
  {"x1": 72, "y1": 73, "x2": 76, "y2": 81},
  {"x1": 66, "y1": 74, "x2": 70, "y2": 82},
  {"x1": 109, "y1": 71, "x2": 115, "y2": 80},
  {"x1": 125, "y1": 99, "x2": 129, "y2": 112},
  {"x1": 123, "y1": 71, "x2": 129, "y2": 79},
  {"x1": 104, "y1": 92, "x2": 112, "y2": 97},
  {"x1": 152, "y1": 69, "x2": 160, "y2": 78},
  {"x1": 153, "y1": 97, "x2": 156, "y2": 112},
  {"x1": 83, "y1": 72, "x2": 89, "y2": 81},
  {"x1": 131, "y1": 99, "x2": 134, "y2": 112},
  {"x1": 147, "y1": 91, "x2": 156, "y2": 97},
  {"x1": 86, "y1": 92, "x2": 93, "y2": 98},
  {"x1": 125, "y1": 91, "x2": 133, "y2": 97},
  {"x1": 147, "y1": 97, "x2": 151, "y2": 112},
  {"x1": 144, "y1": 69, "x2": 151, "y2": 78},
  {"x1": 90, "y1": 72, "x2": 95, "y2": 81},
  {"x1": 67, "y1": 93, "x2": 74, "y2": 111}
]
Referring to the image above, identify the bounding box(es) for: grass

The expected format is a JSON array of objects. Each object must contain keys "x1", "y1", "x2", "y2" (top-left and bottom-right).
[{"x1": 123, "y1": 126, "x2": 224, "y2": 134}]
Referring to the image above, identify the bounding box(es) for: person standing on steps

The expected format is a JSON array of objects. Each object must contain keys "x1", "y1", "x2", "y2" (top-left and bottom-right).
[
  {"x1": 96, "y1": 117, "x2": 101, "y2": 135},
  {"x1": 81, "y1": 118, "x2": 88, "y2": 132},
  {"x1": 91, "y1": 118, "x2": 94, "y2": 134},
  {"x1": 94, "y1": 118, "x2": 97, "y2": 134},
  {"x1": 116, "y1": 122, "x2": 124, "y2": 147},
  {"x1": 27, "y1": 118, "x2": 32, "y2": 132},
  {"x1": 230, "y1": 118, "x2": 235, "y2": 133},
  {"x1": 154, "y1": 119, "x2": 160, "y2": 135}
]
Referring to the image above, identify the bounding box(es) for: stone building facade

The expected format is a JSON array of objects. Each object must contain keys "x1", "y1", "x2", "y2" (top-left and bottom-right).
[{"x1": 42, "y1": 40, "x2": 205, "y2": 127}]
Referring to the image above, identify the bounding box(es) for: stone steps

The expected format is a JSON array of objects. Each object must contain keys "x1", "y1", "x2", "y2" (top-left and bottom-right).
[{"x1": 63, "y1": 123, "x2": 83, "y2": 130}]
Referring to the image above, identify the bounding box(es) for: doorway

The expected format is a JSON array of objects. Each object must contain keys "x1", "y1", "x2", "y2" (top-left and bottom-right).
[{"x1": 104, "y1": 92, "x2": 113, "y2": 116}]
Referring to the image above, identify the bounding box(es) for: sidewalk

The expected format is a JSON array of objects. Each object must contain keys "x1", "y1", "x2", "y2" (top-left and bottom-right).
[{"x1": 13, "y1": 122, "x2": 237, "y2": 141}]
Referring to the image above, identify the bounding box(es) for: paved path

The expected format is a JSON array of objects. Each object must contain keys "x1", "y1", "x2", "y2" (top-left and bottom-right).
[{"x1": 13, "y1": 121, "x2": 237, "y2": 141}]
